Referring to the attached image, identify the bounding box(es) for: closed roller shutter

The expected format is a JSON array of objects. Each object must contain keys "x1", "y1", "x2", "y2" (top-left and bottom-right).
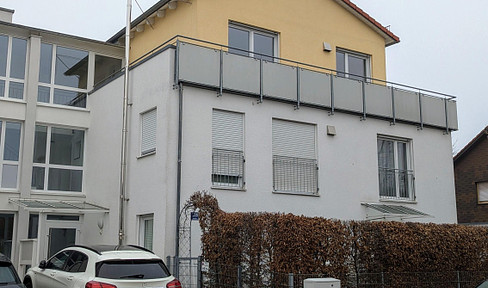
[{"x1": 141, "y1": 109, "x2": 157, "y2": 155}]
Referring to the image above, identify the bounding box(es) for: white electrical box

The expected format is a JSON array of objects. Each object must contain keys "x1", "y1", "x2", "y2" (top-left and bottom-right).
[{"x1": 304, "y1": 278, "x2": 341, "y2": 288}]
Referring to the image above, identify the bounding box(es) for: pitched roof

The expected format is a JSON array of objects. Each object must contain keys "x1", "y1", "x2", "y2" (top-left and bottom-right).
[
  {"x1": 454, "y1": 126, "x2": 488, "y2": 162},
  {"x1": 107, "y1": 0, "x2": 400, "y2": 46}
]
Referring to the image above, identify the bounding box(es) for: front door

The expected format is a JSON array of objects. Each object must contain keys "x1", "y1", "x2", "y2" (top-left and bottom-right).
[{"x1": 44, "y1": 215, "x2": 80, "y2": 259}]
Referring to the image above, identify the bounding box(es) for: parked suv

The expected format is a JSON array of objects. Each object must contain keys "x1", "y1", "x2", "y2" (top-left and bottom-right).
[
  {"x1": 0, "y1": 253, "x2": 25, "y2": 288},
  {"x1": 23, "y1": 245, "x2": 182, "y2": 288}
]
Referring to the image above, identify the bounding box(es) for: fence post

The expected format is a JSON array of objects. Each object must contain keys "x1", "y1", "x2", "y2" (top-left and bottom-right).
[
  {"x1": 197, "y1": 256, "x2": 202, "y2": 288},
  {"x1": 457, "y1": 271, "x2": 460, "y2": 288},
  {"x1": 288, "y1": 273, "x2": 294, "y2": 288},
  {"x1": 237, "y1": 265, "x2": 242, "y2": 288},
  {"x1": 381, "y1": 271, "x2": 385, "y2": 288},
  {"x1": 174, "y1": 256, "x2": 179, "y2": 279}
]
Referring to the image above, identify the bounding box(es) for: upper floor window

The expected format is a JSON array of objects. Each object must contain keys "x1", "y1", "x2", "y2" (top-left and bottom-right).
[
  {"x1": 272, "y1": 119, "x2": 318, "y2": 195},
  {"x1": 0, "y1": 120, "x2": 21, "y2": 189},
  {"x1": 228, "y1": 23, "x2": 278, "y2": 62},
  {"x1": 141, "y1": 108, "x2": 157, "y2": 156},
  {"x1": 0, "y1": 35, "x2": 27, "y2": 100},
  {"x1": 38, "y1": 43, "x2": 89, "y2": 108},
  {"x1": 32, "y1": 125, "x2": 85, "y2": 192},
  {"x1": 212, "y1": 109, "x2": 245, "y2": 188},
  {"x1": 336, "y1": 49, "x2": 370, "y2": 82},
  {"x1": 377, "y1": 136, "x2": 415, "y2": 201}
]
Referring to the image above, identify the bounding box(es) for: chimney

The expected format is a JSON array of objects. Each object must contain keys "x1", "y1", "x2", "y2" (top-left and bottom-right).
[{"x1": 0, "y1": 7, "x2": 14, "y2": 23}]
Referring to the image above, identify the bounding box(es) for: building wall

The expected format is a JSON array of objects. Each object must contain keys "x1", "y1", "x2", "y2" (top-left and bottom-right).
[
  {"x1": 120, "y1": 48, "x2": 457, "y2": 259},
  {"x1": 455, "y1": 137, "x2": 488, "y2": 224},
  {"x1": 129, "y1": 0, "x2": 387, "y2": 80}
]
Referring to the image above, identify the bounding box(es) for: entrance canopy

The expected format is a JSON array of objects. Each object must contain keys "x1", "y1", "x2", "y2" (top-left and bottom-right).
[
  {"x1": 9, "y1": 198, "x2": 109, "y2": 213},
  {"x1": 361, "y1": 202, "x2": 431, "y2": 221}
]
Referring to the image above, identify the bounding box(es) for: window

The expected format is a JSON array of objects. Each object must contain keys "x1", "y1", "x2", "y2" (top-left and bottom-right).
[
  {"x1": 336, "y1": 49, "x2": 370, "y2": 81},
  {"x1": 228, "y1": 23, "x2": 278, "y2": 62},
  {"x1": 0, "y1": 214, "x2": 14, "y2": 258},
  {"x1": 272, "y1": 119, "x2": 318, "y2": 195},
  {"x1": 64, "y1": 251, "x2": 88, "y2": 272},
  {"x1": 212, "y1": 110, "x2": 245, "y2": 188},
  {"x1": 0, "y1": 120, "x2": 21, "y2": 189},
  {"x1": 0, "y1": 35, "x2": 27, "y2": 99},
  {"x1": 46, "y1": 250, "x2": 71, "y2": 270},
  {"x1": 38, "y1": 43, "x2": 88, "y2": 108},
  {"x1": 32, "y1": 125, "x2": 85, "y2": 192},
  {"x1": 478, "y1": 182, "x2": 488, "y2": 203},
  {"x1": 139, "y1": 214, "x2": 154, "y2": 251},
  {"x1": 377, "y1": 136, "x2": 414, "y2": 200},
  {"x1": 141, "y1": 109, "x2": 157, "y2": 156}
]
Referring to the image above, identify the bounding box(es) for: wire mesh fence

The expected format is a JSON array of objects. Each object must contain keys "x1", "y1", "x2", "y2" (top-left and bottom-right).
[{"x1": 168, "y1": 257, "x2": 488, "y2": 288}]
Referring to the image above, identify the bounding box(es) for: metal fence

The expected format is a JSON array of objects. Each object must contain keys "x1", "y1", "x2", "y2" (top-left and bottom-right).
[
  {"x1": 272, "y1": 155, "x2": 318, "y2": 195},
  {"x1": 212, "y1": 148, "x2": 245, "y2": 188},
  {"x1": 167, "y1": 258, "x2": 488, "y2": 288}
]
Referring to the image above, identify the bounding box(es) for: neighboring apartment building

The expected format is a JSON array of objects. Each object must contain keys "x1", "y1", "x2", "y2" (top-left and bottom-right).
[
  {"x1": 95, "y1": 0, "x2": 458, "y2": 261},
  {"x1": 454, "y1": 126, "x2": 488, "y2": 225},
  {"x1": 0, "y1": 8, "x2": 124, "y2": 274}
]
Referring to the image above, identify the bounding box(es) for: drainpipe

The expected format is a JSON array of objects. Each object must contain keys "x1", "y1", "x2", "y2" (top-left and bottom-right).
[
  {"x1": 175, "y1": 82, "x2": 183, "y2": 258},
  {"x1": 119, "y1": 0, "x2": 132, "y2": 246}
]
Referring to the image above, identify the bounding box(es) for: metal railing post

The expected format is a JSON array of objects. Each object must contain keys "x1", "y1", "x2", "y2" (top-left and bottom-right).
[
  {"x1": 329, "y1": 75, "x2": 335, "y2": 115},
  {"x1": 237, "y1": 265, "x2": 242, "y2": 288},
  {"x1": 218, "y1": 49, "x2": 223, "y2": 97},
  {"x1": 457, "y1": 271, "x2": 460, "y2": 288},
  {"x1": 444, "y1": 98, "x2": 450, "y2": 134},
  {"x1": 418, "y1": 91, "x2": 424, "y2": 130},
  {"x1": 295, "y1": 66, "x2": 301, "y2": 110},
  {"x1": 174, "y1": 256, "x2": 179, "y2": 279},
  {"x1": 166, "y1": 256, "x2": 171, "y2": 273},
  {"x1": 197, "y1": 256, "x2": 203, "y2": 288},
  {"x1": 391, "y1": 87, "x2": 396, "y2": 125},
  {"x1": 174, "y1": 39, "x2": 180, "y2": 88},
  {"x1": 361, "y1": 81, "x2": 366, "y2": 120},
  {"x1": 259, "y1": 58, "x2": 263, "y2": 103},
  {"x1": 288, "y1": 273, "x2": 294, "y2": 288}
]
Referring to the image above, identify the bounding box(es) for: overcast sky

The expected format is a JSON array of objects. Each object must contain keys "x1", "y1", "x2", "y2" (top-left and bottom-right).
[{"x1": 2, "y1": 0, "x2": 487, "y2": 153}]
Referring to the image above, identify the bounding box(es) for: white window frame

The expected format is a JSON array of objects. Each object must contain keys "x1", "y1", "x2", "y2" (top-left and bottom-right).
[
  {"x1": 228, "y1": 22, "x2": 279, "y2": 62},
  {"x1": 37, "y1": 42, "x2": 90, "y2": 109},
  {"x1": 0, "y1": 34, "x2": 27, "y2": 101},
  {"x1": 477, "y1": 182, "x2": 488, "y2": 204},
  {"x1": 138, "y1": 214, "x2": 154, "y2": 251},
  {"x1": 336, "y1": 48, "x2": 371, "y2": 81},
  {"x1": 0, "y1": 120, "x2": 22, "y2": 191},
  {"x1": 377, "y1": 135, "x2": 415, "y2": 201},
  {"x1": 32, "y1": 125, "x2": 85, "y2": 193},
  {"x1": 140, "y1": 108, "x2": 157, "y2": 157},
  {"x1": 211, "y1": 109, "x2": 245, "y2": 189},
  {"x1": 272, "y1": 119, "x2": 318, "y2": 195}
]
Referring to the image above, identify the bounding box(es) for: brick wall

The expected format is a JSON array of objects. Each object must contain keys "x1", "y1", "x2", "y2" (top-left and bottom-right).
[{"x1": 455, "y1": 135, "x2": 488, "y2": 223}]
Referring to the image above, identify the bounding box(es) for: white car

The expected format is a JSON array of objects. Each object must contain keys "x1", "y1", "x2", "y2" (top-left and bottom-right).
[{"x1": 23, "y1": 245, "x2": 182, "y2": 288}]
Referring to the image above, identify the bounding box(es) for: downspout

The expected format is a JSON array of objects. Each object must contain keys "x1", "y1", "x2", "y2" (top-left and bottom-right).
[
  {"x1": 119, "y1": 0, "x2": 132, "y2": 245},
  {"x1": 175, "y1": 82, "x2": 183, "y2": 258}
]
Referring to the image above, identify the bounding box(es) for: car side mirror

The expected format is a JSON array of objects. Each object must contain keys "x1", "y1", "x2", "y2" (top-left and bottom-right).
[{"x1": 39, "y1": 260, "x2": 47, "y2": 269}]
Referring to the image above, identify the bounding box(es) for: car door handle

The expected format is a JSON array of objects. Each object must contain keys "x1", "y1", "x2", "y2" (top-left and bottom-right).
[
  {"x1": 67, "y1": 276, "x2": 74, "y2": 281},
  {"x1": 50, "y1": 272, "x2": 56, "y2": 277}
]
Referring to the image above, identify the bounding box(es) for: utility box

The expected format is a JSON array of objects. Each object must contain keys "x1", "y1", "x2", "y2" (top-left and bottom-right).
[{"x1": 303, "y1": 278, "x2": 341, "y2": 288}]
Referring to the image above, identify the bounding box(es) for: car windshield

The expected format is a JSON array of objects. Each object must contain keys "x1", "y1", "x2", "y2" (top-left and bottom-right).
[
  {"x1": 96, "y1": 259, "x2": 170, "y2": 280},
  {"x1": 0, "y1": 263, "x2": 19, "y2": 284}
]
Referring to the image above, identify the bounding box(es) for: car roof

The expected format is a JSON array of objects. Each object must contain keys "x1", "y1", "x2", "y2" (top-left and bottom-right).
[
  {"x1": 0, "y1": 253, "x2": 12, "y2": 263},
  {"x1": 67, "y1": 245, "x2": 155, "y2": 255}
]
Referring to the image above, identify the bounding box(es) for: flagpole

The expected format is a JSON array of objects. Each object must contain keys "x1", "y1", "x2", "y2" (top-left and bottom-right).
[{"x1": 119, "y1": 0, "x2": 132, "y2": 246}]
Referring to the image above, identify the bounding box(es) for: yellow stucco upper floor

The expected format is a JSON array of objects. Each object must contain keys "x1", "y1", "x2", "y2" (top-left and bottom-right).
[{"x1": 109, "y1": 0, "x2": 399, "y2": 81}]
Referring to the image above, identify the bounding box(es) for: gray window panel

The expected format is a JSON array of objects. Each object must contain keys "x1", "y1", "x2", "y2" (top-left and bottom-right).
[
  {"x1": 1, "y1": 164, "x2": 18, "y2": 188},
  {"x1": 336, "y1": 51, "x2": 345, "y2": 77},
  {"x1": 94, "y1": 55, "x2": 122, "y2": 86},
  {"x1": 33, "y1": 125, "x2": 47, "y2": 163},
  {"x1": 0, "y1": 214, "x2": 14, "y2": 258},
  {"x1": 39, "y1": 43, "x2": 53, "y2": 83},
  {"x1": 0, "y1": 35, "x2": 7, "y2": 77},
  {"x1": 48, "y1": 168, "x2": 82, "y2": 192},
  {"x1": 8, "y1": 81, "x2": 23, "y2": 99},
  {"x1": 31, "y1": 167, "x2": 45, "y2": 190},
  {"x1": 55, "y1": 46, "x2": 88, "y2": 89},
  {"x1": 28, "y1": 214, "x2": 39, "y2": 239},
  {"x1": 228, "y1": 26, "x2": 249, "y2": 57},
  {"x1": 53, "y1": 89, "x2": 86, "y2": 108},
  {"x1": 348, "y1": 54, "x2": 366, "y2": 81},
  {"x1": 10, "y1": 38, "x2": 27, "y2": 79},
  {"x1": 377, "y1": 139, "x2": 394, "y2": 169},
  {"x1": 0, "y1": 80, "x2": 4, "y2": 97},
  {"x1": 254, "y1": 33, "x2": 274, "y2": 61},
  {"x1": 37, "y1": 86, "x2": 50, "y2": 103},
  {"x1": 49, "y1": 127, "x2": 84, "y2": 166},
  {"x1": 4, "y1": 122, "x2": 21, "y2": 161}
]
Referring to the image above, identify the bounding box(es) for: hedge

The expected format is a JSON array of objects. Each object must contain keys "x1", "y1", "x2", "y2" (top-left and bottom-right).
[{"x1": 188, "y1": 192, "x2": 488, "y2": 287}]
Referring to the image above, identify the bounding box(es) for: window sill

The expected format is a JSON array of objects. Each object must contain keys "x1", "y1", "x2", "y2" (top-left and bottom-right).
[
  {"x1": 211, "y1": 186, "x2": 246, "y2": 192},
  {"x1": 31, "y1": 191, "x2": 86, "y2": 198},
  {"x1": 0, "y1": 97, "x2": 26, "y2": 104},
  {"x1": 137, "y1": 151, "x2": 156, "y2": 159},
  {"x1": 0, "y1": 189, "x2": 20, "y2": 193},
  {"x1": 36, "y1": 102, "x2": 90, "y2": 112},
  {"x1": 273, "y1": 190, "x2": 319, "y2": 197},
  {"x1": 379, "y1": 198, "x2": 417, "y2": 204}
]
